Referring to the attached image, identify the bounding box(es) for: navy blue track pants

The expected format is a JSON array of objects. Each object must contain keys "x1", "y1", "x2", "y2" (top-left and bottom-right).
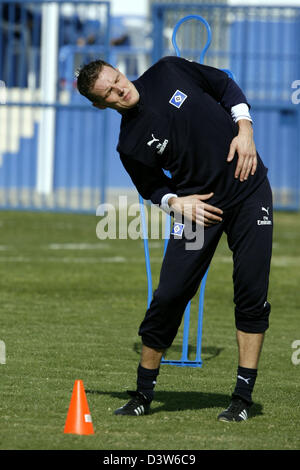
[{"x1": 139, "y1": 178, "x2": 273, "y2": 350}]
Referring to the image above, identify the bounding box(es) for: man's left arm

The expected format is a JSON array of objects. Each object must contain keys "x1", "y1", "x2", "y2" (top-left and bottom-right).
[
  {"x1": 180, "y1": 59, "x2": 258, "y2": 181},
  {"x1": 218, "y1": 74, "x2": 258, "y2": 182}
]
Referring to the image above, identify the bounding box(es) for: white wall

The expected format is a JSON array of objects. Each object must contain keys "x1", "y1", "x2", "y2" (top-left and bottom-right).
[{"x1": 110, "y1": 0, "x2": 148, "y2": 16}]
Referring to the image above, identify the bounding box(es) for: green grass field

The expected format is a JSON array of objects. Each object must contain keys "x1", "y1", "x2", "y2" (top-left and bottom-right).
[{"x1": 0, "y1": 209, "x2": 299, "y2": 450}]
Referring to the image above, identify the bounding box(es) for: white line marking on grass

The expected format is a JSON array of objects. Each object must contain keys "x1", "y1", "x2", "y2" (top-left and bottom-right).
[
  {"x1": 271, "y1": 257, "x2": 300, "y2": 267},
  {"x1": 217, "y1": 256, "x2": 232, "y2": 263},
  {"x1": 1, "y1": 255, "x2": 299, "y2": 266},
  {"x1": 0, "y1": 340, "x2": 6, "y2": 364},
  {"x1": 100, "y1": 256, "x2": 126, "y2": 263},
  {"x1": 44, "y1": 256, "x2": 126, "y2": 263},
  {"x1": 213, "y1": 255, "x2": 300, "y2": 267},
  {"x1": 0, "y1": 256, "x2": 126, "y2": 263},
  {"x1": 0, "y1": 255, "x2": 174, "y2": 264},
  {"x1": 279, "y1": 232, "x2": 299, "y2": 240},
  {"x1": 142, "y1": 242, "x2": 164, "y2": 249},
  {"x1": 47, "y1": 243, "x2": 110, "y2": 250}
]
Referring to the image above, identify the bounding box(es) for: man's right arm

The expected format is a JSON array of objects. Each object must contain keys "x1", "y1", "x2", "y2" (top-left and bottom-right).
[
  {"x1": 120, "y1": 155, "x2": 223, "y2": 227},
  {"x1": 119, "y1": 153, "x2": 176, "y2": 206},
  {"x1": 167, "y1": 194, "x2": 223, "y2": 228}
]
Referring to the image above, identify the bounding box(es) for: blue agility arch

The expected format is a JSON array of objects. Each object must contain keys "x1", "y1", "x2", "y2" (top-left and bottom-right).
[{"x1": 139, "y1": 15, "x2": 234, "y2": 367}]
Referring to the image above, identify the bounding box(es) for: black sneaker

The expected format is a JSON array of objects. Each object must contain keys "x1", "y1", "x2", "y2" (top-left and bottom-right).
[
  {"x1": 114, "y1": 391, "x2": 151, "y2": 416},
  {"x1": 217, "y1": 397, "x2": 251, "y2": 422}
]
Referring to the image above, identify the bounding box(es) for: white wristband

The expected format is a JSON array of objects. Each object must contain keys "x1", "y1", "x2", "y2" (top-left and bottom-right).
[
  {"x1": 160, "y1": 193, "x2": 178, "y2": 214},
  {"x1": 231, "y1": 103, "x2": 252, "y2": 123}
]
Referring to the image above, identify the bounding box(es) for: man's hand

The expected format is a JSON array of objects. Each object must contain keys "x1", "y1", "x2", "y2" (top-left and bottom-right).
[
  {"x1": 168, "y1": 193, "x2": 223, "y2": 228},
  {"x1": 227, "y1": 120, "x2": 257, "y2": 182}
]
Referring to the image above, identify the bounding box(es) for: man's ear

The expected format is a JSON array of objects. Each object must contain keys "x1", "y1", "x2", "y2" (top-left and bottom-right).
[{"x1": 92, "y1": 102, "x2": 106, "y2": 110}]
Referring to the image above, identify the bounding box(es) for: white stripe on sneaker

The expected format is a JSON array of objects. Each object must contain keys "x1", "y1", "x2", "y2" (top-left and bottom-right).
[
  {"x1": 134, "y1": 406, "x2": 144, "y2": 416},
  {"x1": 239, "y1": 410, "x2": 248, "y2": 420}
]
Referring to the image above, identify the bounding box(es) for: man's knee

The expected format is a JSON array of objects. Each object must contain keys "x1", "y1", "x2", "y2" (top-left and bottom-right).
[
  {"x1": 153, "y1": 284, "x2": 191, "y2": 310},
  {"x1": 138, "y1": 288, "x2": 191, "y2": 350},
  {"x1": 235, "y1": 301, "x2": 271, "y2": 333}
]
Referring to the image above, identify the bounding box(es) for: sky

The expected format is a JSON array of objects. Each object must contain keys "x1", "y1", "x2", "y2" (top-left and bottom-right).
[
  {"x1": 110, "y1": 0, "x2": 300, "y2": 16},
  {"x1": 110, "y1": 0, "x2": 148, "y2": 16}
]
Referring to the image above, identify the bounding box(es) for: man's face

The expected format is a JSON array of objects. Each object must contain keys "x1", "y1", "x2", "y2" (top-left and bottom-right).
[{"x1": 91, "y1": 65, "x2": 139, "y2": 112}]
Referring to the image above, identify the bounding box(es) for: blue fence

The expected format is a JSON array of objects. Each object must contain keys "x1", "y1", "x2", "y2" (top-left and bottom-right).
[
  {"x1": 152, "y1": 3, "x2": 300, "y2": 210},
  {"x1": 0, "y1": 1, "x2": 300, "y2": 211},
  {"x1": 0, "y1": 0, "x2": 114, "y2": 211}
]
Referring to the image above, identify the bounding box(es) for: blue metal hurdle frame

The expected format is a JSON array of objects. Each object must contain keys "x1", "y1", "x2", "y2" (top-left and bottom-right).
[{"x1": 139, "y1": 15, "x2": 222, "y2": 367}]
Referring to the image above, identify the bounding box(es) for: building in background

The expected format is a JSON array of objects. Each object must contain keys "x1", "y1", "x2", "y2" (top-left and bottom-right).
[
  {"x1": 148, "y1": 0, "x2": 231, "y2": 70},
  {"x1": 148, "y1": 0, "x2": 227, "y2": 7},
  {"x1": 0, "y1": 1, "x2": 299, "y2": 212}
]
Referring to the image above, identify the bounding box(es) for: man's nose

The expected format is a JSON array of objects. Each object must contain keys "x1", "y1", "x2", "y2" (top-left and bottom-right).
[{"x1": 114, "y1": 85, "x2": 124, "y2": 96}]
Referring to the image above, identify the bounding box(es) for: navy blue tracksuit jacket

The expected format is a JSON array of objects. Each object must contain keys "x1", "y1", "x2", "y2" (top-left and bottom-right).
[
  {"x1": 115, "y1": 56, "x2": 272, "y2": 348},
  {"x1": 117, "y1": 56, "x2": 268, "y2": 211}
]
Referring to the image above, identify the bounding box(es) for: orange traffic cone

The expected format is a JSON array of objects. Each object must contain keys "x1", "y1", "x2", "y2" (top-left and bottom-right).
[{"x1": 64, "y1": 380, "x2": 94, "y2": 435}]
